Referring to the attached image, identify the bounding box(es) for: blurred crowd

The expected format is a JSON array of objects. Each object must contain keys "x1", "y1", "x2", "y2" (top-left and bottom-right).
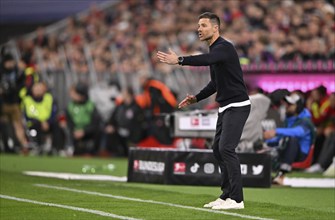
[
  {"x1": 12, "y1": 0, "x2": 335, "y2": 82},
  {"x1": 1, "y1": 0, "x2": 334, "y2": 181},
  {"x1": 1, "y1": 47, "x2": 334, "y2": 176},
  {"x1": 247, "y1": 86, "x2": 335, "y2": 181},
  {"x1": 0, "y1": 51, "x2": 177, "y2": 156}
]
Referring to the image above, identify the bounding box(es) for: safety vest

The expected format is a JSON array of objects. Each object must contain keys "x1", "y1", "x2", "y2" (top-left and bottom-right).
[
  {"x1": 22, "y1": 93, "x2": 53, "y2": 122},
  {"x1": 67, "y1": 100, "x2": 95, "y2": 130}
]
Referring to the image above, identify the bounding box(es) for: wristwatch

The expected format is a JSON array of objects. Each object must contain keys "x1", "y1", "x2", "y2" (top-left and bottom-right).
[{"x1": 178, "y1": 56, "x2": 184, "y2": 65}]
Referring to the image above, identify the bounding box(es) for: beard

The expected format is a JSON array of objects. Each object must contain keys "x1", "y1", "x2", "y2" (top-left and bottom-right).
[
  {"x1": 202, "y1": 34, "x2": 213, "y2": 42},
  {"x1": 286, "y1": 112, "x2": 295, "y2": 117}
]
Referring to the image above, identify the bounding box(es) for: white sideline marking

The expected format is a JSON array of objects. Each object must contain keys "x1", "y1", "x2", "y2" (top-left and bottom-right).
[
  {"x1": 0, "y1": 194, "x2": 141, "y2": 220},
  {"x1": 23, "y1": 171, "x2": 127, "y2": 182},
  {"x1": 283, "y1": 177, "x2": 335, "y2": 188},
  {"x1": 35, "y1": 184, "x2": 275, "y2": 220}
]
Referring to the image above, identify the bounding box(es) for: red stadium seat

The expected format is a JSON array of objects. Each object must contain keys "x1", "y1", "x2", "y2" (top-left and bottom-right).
[{"x1": 292, "y1": 145, "x2": 315, "y2": 169}]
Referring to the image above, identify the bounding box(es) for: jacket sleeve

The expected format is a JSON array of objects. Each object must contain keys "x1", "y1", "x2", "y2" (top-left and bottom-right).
[
  {"x1": 182, "y1": 45, "x2": 226, "y2": 66},
  {"x1": 265, "y1": 136, "x2": 281, "y2": 146},
  {"x1": 276, "y1": 126, "x2": 307, "y2": 138},
  {"x1": 195, "y1": 80, "x2": 216, "y2": 103}
]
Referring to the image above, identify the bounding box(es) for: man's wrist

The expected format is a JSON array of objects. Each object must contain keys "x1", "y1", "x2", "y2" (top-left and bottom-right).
[{"x1": 178, "y1": 56, "x2": 184, "y2": 65}]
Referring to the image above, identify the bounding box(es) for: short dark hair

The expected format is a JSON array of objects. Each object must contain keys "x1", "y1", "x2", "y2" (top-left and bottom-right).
[{"x1": 198, "y1": 12, "x2": 220, "y2": 29}]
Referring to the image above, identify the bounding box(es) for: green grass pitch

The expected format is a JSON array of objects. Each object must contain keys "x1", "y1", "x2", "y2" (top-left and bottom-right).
[{"x1": 0, "y1": 154, "x2": 334, "y2": 220}]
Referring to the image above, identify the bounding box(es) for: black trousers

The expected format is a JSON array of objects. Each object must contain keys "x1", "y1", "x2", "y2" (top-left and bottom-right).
[
  {"x1": 279, "y1": 137, "x2": 307, "y2": 172},
  {"x1": 213, "y1": 105, "x2": 250, "y2": 203},
  {"x1": 317, "y1": 133, "x2": 335, "y2": 169}
]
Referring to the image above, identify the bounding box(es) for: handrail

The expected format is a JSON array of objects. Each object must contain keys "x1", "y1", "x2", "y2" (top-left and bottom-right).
[
  {"x1": 110, "y1": 44, "x2": 127, "y2": 89},
  {"x1": 83, "y1": 44, "x2": 98, "y2": 86}
]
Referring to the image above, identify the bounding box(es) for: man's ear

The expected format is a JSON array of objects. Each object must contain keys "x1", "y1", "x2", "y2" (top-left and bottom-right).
[{"x1": 214, "y1": 25, "x2": 219, "y2": 33}]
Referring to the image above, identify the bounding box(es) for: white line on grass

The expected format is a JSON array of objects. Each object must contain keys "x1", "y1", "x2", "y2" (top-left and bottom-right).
[
  {"x1": 0, "y1": 194, "x2": 141, "y2": 220},
  {"x1": 35, "y1": 184, "x2": 275, "y2": 220},
  {"x1": 284, "y1": 177, "x2": 335, "y2": 188},
  {"x1": 23, "y1": 171, "x2": 127, "y2": 182}
]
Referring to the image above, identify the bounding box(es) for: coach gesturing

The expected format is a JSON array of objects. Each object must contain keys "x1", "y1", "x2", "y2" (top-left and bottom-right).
[{"x1": 157, "y1": 12, "x2": 250, "y2": 210}]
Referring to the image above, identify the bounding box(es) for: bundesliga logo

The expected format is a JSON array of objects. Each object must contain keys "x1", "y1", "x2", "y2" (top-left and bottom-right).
[
  {"x1": 173, "y1": 162, "x2": 186, "y2": 174},
  {"x1": 191, "y1": 117, "x2": 199, "y2": 126},
  {"x1": 133, "y1": 160, "x2": 165, "y2": 174}
]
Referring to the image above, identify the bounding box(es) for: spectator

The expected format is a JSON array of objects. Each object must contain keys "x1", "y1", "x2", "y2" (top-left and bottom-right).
[
  {"x1": 0, "y1": 53, "x2": 29, "y2": 153},
  {"x1": 306, "y1": 85, "x2": 329, "y2": 162},
  {"x1": 137, "y1": 72, "x2": 177, "y2": 114},
  {"x1": 305, "y1": 92, "x2": 335, "y2": 173},
  {"x1": 237, "y1": 92, "x2": 271, "y2": 153},
  {"x1": 21, "y1": 82, "x2": 57, "y2": 154},
  {"x1": 305, "y1": 131, "x2": 335, "y2": 174},
  {"x1": 89, "y1": 80, "x2": 121, "y2": 123},
  {"x1": 103, "y1": 87, "x2": 146, "y2": 156},
  {"x1": 34, "y1": 27, "x2": 49, "y2": 48},
  {"x1": 266, "y1": 89, "x2": 290, "y2": 128},
  {"x1": 137, "y1": 72, "x2": 177, "y2": 145},
  {"x1": 314, "y1": 92, "x2": 335, "y2": 129},
  {"x1": 64, "y1": 83, "x2": 101, "y2": 156},
  {"x1": 307, "y1": 86, "x2": 329, "y2": 125},
  {"x1": 263, "y1": 93, "x2": 315, "y2": 185}
]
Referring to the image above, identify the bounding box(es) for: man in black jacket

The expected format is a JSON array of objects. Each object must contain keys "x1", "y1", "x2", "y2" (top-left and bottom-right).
[
  {"x1": 157, "y1": 12, "x2": 250, "y2": 210},
  {"x1": 104, "y1": 87, "x2": 146, "y2": 156}
]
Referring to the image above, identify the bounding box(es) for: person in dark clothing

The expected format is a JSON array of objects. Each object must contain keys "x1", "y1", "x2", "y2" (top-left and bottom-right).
[
  {"x1": 157, "y1": 12, "x2": 250, "y2": 210},
  {"x1": 305, "y1": 93, "x2": 335, "y2": 173},
  {"x1": 0, "y1": 53, "x2": 29, "y2": 152},
  {"x1": 104, "y1": 87, "x2": 146, "y2": 156}
]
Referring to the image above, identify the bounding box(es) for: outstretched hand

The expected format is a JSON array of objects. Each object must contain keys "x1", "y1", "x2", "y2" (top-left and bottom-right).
[
  {"x1": 157, "y1": 48, "x2": 179, "y2": 65},
  {"x1": 178, "y1": 94, "x2": 197, "y2": 108},
  {"x1": 263, "y1": 130, "x2": 276, "y2": 139}
]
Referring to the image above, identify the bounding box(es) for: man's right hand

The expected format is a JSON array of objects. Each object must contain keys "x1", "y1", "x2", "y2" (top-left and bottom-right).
[
  {"x1": 178, "y1": 94, "x2": 197, "y2": 108},
  {"x1": 263, "y1": 130, "x2": 276, "y2": 139}
]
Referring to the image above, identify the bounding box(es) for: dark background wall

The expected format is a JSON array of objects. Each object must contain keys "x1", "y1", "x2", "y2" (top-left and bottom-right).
[{"x1": 0, "y1": 0, "x2": 110, "y2": 44}]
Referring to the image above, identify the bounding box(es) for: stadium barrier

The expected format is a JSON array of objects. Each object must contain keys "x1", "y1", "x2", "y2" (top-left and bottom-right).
[{"x1": 128, "y1": 148, "x2": 272, "y2": 188}]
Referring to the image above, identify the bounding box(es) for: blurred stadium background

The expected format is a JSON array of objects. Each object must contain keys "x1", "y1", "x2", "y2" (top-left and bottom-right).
[
  {"x1": 1, "y1": 0, "x2": 334, "y2": 109},
  {"x1": 0, "y1": 0, "x2": 335, "y2": 219},
  {"x1": 0, "y1": 0, "x2": 334, "y2": 157},
  {"x1": 1, "y1": 0, "x2": 334, "y2": 148}
]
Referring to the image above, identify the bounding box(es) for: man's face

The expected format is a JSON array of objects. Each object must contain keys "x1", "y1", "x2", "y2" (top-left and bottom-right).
[
  {"x1": 32, "y1": 83, "x2": 46, "y2": 98},
  {"x1": 70, "y1": 88, "x2": 85, "y2": 103},
  {"x1": 285, "y1": 102, "x2": 297, "y2": 117},
  {"x1": 198, "y1": 18, "x2": 218, "y2": 42},
  {"x1": 4, "y1": 60, "x2": 15, "y2": 70}
]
